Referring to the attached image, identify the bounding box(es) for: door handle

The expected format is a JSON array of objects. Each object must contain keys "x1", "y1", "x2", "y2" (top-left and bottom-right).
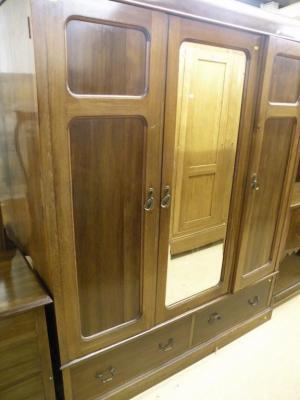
[
  {"x1": 161, "y1": 185, "x2": 171, "y2": 209},
  {"x1": 144, "y1": 188, "x2": 155, "y2": 212}
]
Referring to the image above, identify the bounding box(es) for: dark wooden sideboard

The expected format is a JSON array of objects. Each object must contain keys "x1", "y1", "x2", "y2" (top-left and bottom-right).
[{"x1": 0, "y1": 250, "x2": 55, "y2": 399}]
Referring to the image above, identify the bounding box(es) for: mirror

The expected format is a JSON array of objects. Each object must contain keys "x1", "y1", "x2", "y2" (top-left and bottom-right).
[{"x1": 165, "y1": 42, "x2": 246, "y2": 306}]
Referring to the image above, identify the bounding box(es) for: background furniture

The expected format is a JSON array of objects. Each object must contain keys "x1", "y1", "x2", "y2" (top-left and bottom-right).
[
  {"x1": 0, "y1": 250, "x2": 55, "y2": 399},
  {"x1": 273, "y1": 158, "x2": 300, "y2": 305}
]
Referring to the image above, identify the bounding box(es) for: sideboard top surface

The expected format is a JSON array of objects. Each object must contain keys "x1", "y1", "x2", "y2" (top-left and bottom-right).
[{"x1": 0, "y1": 250, "x2": 52, "y2": 318}]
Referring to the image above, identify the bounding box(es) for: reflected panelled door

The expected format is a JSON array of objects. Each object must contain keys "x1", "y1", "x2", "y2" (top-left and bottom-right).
[
  {"x1": 171, "y1": 43, "x2": 246, "y2": 254},
  {"x1": 166, "y1": 43, "x2": 246, "y2": 305},
  {"x1": 42, "y1": 0, "x2": 167, "y2": 357}
]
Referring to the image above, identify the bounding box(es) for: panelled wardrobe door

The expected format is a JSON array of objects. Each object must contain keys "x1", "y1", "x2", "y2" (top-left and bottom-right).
[
  {"x1": 234, "y1": 37, "x2": 300, "y2": 291},
  {"x1": 33, "y1": 0, "x2": 167, "y2": 359},
  {"x1": 156, "y1": 16, "x2": 263, "y2": 322}
]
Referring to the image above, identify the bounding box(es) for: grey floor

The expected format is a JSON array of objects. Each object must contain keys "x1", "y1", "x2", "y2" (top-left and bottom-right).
[
  {"x1": 133, "y1": 294, "x2": 300, "y2": 400},
  {"x1": 166, "y1": 242, "x2": 223, "y2": 305}
]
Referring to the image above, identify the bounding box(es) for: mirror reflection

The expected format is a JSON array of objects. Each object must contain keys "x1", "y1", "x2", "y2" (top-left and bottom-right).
[{"x1": 165, "y1": 42, "x2": 246, "y2": 306}]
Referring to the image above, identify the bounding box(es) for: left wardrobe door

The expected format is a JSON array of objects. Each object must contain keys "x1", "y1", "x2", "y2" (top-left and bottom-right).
[{"x1": 33, "y1": 0, "x2": 167, "y2": 359}]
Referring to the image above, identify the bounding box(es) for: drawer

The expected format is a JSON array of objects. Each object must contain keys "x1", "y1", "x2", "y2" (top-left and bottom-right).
[
  {"x1": 0, "y1": 374, "x2": 45, "y2": 400},
  {"x1": 0, "y1": 311, "x2": 37, "y2": 346},
  {"x1": 192, "y1": 278, "x2": 272, "y2": 347},
  {"x1": 0, "y1": 339, "x2": 41, "y2": 391},
  {"x1": 69, "y1": 317, "x2": 192, "y2": 400}
]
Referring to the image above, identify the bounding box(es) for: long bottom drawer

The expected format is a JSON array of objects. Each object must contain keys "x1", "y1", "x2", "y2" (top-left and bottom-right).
[
  {"x1": 65, "y1": 277, "x2": 272, "y2": 400},
  {"x1": 69, "y1": 317, "x2": 193, "y2": 400}
]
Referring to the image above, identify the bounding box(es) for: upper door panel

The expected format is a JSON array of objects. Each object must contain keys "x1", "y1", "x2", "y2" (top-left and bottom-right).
[{"x1": 66, "y1": 19, "x2": 148, "y2": 96}]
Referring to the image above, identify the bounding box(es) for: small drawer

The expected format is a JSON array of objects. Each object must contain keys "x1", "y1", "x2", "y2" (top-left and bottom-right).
[
  {"x1": 0, "y1": 374, "x2": 45, "y2": 400},
  {"x1": 0, "y1": 339, "x2": 41, "y2": 391},
  {"x1": 0, "y1": 311, "x2": 37, "y2": 346},
  {"x1": 69, "y1": 317, "x2": 192, "y2": 400},
  {"x1": 192, "y1": 278, "x2": 272, "y2": 347}
]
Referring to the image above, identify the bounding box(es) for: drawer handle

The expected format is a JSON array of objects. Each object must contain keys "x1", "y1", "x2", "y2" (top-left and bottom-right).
[
  {"x1": 159, "y1": 338, "x2": 174, "y2": 352},
  {"x1": 208, "y1": 312, "x2": 222, "y2": 324},
  {"x1": 95, "y1": 367, "x2": 116, "y2": 384},
  {"x1": 248, "y1": 296, "x2": 259, "y2": 307}
]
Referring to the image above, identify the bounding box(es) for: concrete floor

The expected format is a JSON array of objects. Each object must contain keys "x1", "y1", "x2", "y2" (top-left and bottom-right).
[{"x1": 133, "y1": 294, "x2": 300, "y2": 400}]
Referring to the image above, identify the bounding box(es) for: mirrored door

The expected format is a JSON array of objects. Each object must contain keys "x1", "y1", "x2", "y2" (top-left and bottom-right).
[
  {"x1": 156, "y1": 16, "x2": 263, "y2": 322},
  {"x1": 165, "y1": 42, "x2": 246, "y2": 306}
]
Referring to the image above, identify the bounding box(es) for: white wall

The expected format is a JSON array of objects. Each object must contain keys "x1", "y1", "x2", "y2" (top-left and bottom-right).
[{"x1": 0, "y1": 0, "x2": 35, "y2": 73}]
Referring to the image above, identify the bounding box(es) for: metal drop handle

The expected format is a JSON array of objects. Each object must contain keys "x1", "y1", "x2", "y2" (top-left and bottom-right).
[
  {"x1": 251, "y1": 173, "x2": 260, "y2": 191},
  {"x1": 95, "y1": 367, "x2": 116, "y2": 384},
  {"x1": 144, "y1": 188, "x2": 154, "y2": 212},
  {"x1": 161, "y1": 185, "x2": 171, "y2": 209},
  {"x1": 208, "y1": 312, "x2": 221, "y2": 324},
  {"x1": 248, "y1": 296, "x2": 259, "y2": 307},
  {"x1": 159, "y1": 338, "x2": 174, "y2": 352}
]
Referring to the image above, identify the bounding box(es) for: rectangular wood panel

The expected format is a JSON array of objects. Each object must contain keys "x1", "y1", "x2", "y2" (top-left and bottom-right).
[
  {"x1": 66, "y1": 19, "x2": 148, "y2": 96},
  {"x1": 269, "y1": 55, "x2": 300, "y2": 103},
  {"x1": 70, "y1": 117, "x2": 145, "y2": 336},
  {"x1": 240, "y1": 119, "x2": 294, "y2": 275}
]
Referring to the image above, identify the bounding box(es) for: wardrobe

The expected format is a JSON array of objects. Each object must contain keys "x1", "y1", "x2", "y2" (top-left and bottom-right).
[{"x1": 1, "y1": 0, "x2": 300, "y2": 399}]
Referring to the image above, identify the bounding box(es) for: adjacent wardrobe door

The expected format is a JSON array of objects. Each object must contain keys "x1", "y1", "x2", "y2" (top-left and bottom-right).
[
  {"x1": 233, "y1": 37, "x2": 300, "y2": 290},
  {"x1": 156, "y1": 16, "x2": 263, "y2": 322},
  {"x1": 36, "y1": 0, "x2": 167, "y2": 358}
]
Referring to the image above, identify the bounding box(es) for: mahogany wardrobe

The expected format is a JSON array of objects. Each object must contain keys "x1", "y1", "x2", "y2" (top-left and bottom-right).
[{"x1": 0, "y1": 0, "x2": 300, "y2": 399}]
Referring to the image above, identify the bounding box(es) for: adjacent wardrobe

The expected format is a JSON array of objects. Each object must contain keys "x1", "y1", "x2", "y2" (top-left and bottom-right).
[{"x1": 1, "y1": 0, "x2": 300, "y2": 399}]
